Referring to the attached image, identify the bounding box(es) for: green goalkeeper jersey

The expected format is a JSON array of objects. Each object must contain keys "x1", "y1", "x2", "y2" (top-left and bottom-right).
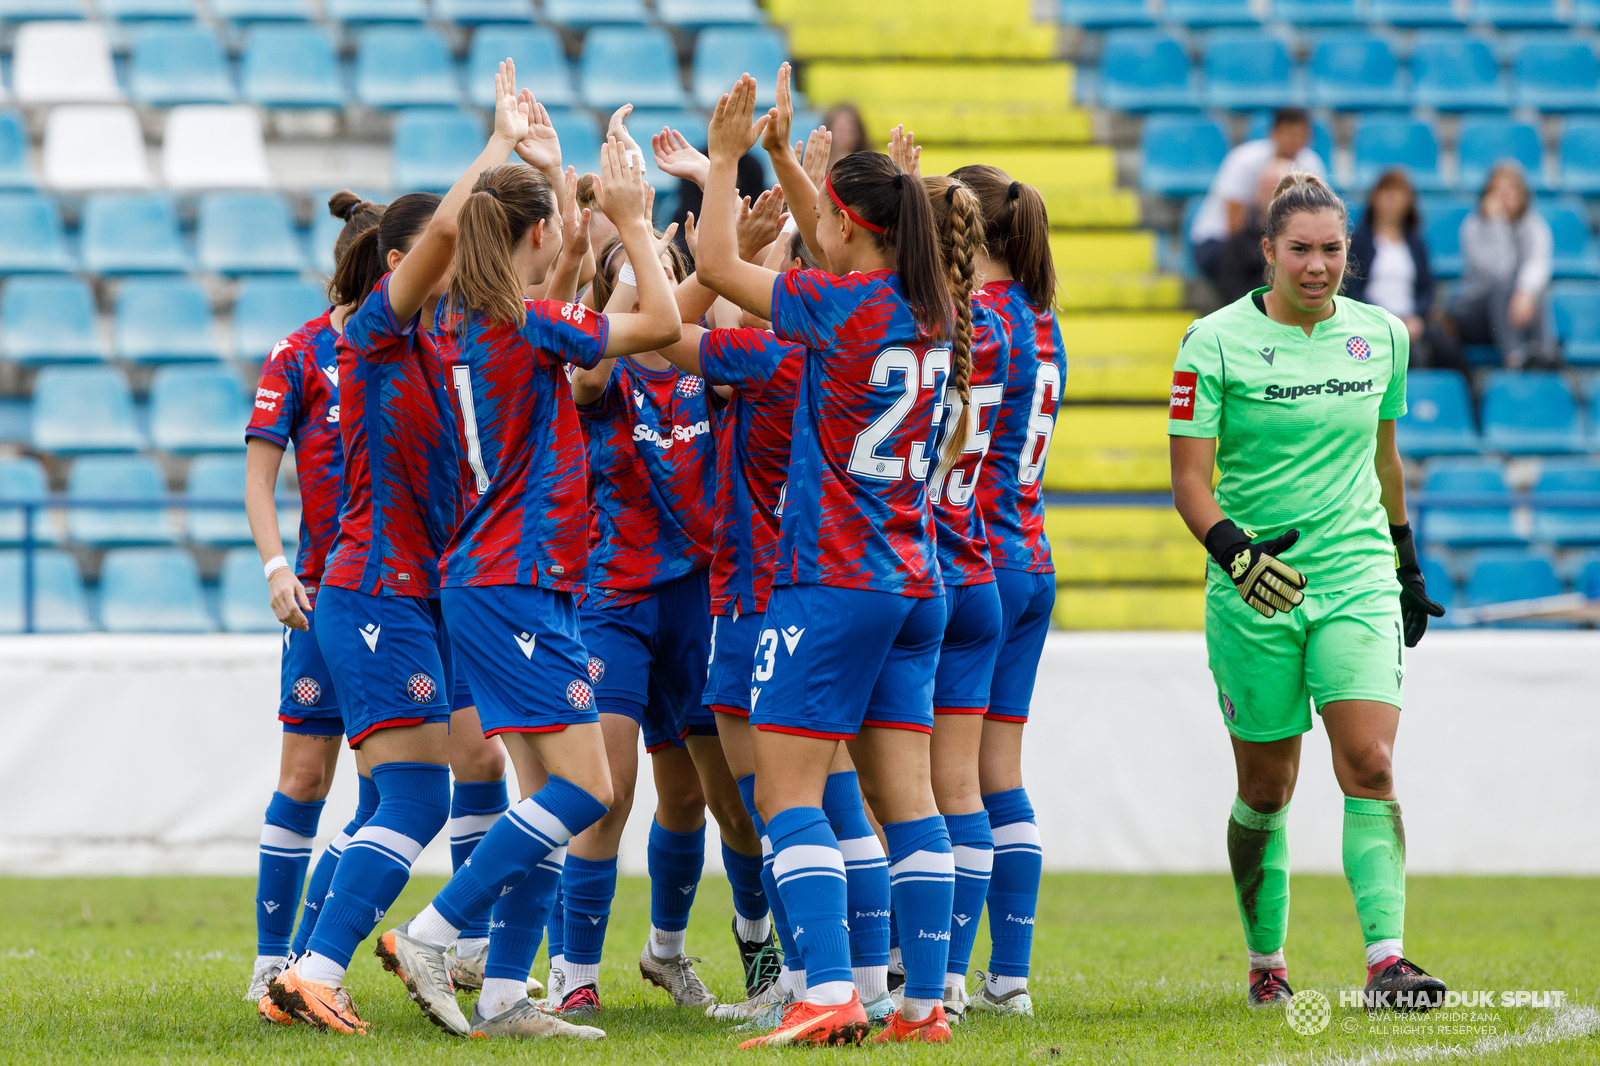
[{"x1": 1168, "y1": 288, "x2": 1408, "y2": 592}]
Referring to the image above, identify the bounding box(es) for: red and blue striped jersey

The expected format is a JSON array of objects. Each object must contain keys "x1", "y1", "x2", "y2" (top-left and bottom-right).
[
  {"x1": 769, "y1": 268, "x2": 946, "y2": 598},
  {"x1": 974, "y1": 279, "x2": 1066, "y2": 574},
  {"x1": 930, "y1": 301, "x2": 1011, "y2": 586},
  {"x1": 323, "y1": 274, "x2": 461, "y2": 598},
  {"x1": 245, "y1": 310, "x2": 344, "y2": 593},
  {"x1": 579, "y1": 356, "x2": 718, "y2": 608},
  {"x1": 697, "y1": 327, "x2": 804, "y2": 616},
  {"x1": 438, "y1": 299, "x2": 608, "y2": 591}
]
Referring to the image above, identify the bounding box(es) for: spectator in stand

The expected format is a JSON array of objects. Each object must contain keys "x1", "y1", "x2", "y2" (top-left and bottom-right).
[
  {"x1": 823, "y1": 102, "x2": 868, "y2": 168},
  {"x1": 1347, "y1": 169, "x2": 1464, "y2": 374},
  {"x1": 1213, "y1": 158, "x2": 1293, "y2": 304},
  {"x1": 1449, "y1": 163, "x2": 1554, "y2": 369},
  {"x1": 1189, "y1": 109, "x2": 1327, "y2": 286}
]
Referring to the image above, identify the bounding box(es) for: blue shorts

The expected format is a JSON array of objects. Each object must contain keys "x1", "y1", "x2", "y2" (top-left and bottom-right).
[
  {"x1": 581, "y1": 571, "x2": 715, "y2": 753},
  {"x1": 750, "y1": 584, "x2": 944, "y2": 739},
  {"x1": 279, "y1": 605, "x2": 342, "y2": 736},
  {"x1": 441, "y1": 584, "x2": 600, "y2": 738},
  {"x1": 933, "y1": 580, "x2": 1004, "y2": 714},
  {"x1": 987, "y1": 568, "x2": 1055, "y2": 722},
  {"x1": 703, "y1": 609, "x2": 764, "y2": 717},
  {"x1": 314, "y1": 585, "x2": 453, "y2": 748},
  {"x1": 451, "y1": 671, "x2": 476, "y2": 712}
]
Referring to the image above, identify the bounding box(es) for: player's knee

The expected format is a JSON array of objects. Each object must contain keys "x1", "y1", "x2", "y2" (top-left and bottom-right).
[
  {"x1": 1343, "y1": 743, "x2": 1394, "y2": 795},
  {"x1": 707, "y1": 790, "x2": 755, "y2": 840},
  {"x1": 450, "y1": 739, "x2": 506, "y2": 782},
  {"x1": 1237, "y1": 785, "x2": 1292, "y2": 815},
  {"x1": 278, "y1": 760, "x2": 331, "y2": 802}
]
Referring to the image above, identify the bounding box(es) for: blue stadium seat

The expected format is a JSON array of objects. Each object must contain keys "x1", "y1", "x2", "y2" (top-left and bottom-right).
[
  {"x1": 326, "y1": 0, "x2": 426, "y2": 21},
  {"x1": 99, "y1": 0, "x2": 196, "y2": 16},
  {"x1": 82, "y1": 194, "x2": 190, "y2": 274},
  {"x1": 1464, "y1": 555, "x2": 1564, "y2": 625},
  {"x1": 1420, "y1": 555, "x2": 1459, "y2": 617},
  {"x1": 1398, "y1": 369, "x2": 1481, "y2": 455},
  {"x1": 32, "y1": 368, "x2": 142, "y2": 454},
  {"x1": 1308, "y1": 33, "x2": 1408, "y2": 110},
  {"x1": 212, "y1": 0, "x2": 312, "y2": 19},
  {"x1": 1, "y1": 277, "x2": 105, "y2": 365},
  {"x1": 1372, "y1": 0, "x2": 1463, "y2": 22},
  {"x1": 436, "y1": 0, "x2": 532, "y2": 20},
  {"x1": 1530, "y1": 458, "x2": 1600, "y2": 544},
  {"x1": 1514, "y1": 41, "x2": 1600, "y2": 110},
  {"x1": 219, "y1": 547, "x2": 279, "y2": 632},
  {"x1": 358, "y1": 28, "x2": 460, "y2": 108},
  {"x1": 394, "y1": 109, "x2": 486, "y2": 193},
  {"x1": 548, "y1": 109, "x2": 603, "y2": 177},
  {"x1": 1163, "y1": 0, "x2": 1257, "y2": 24},
  {"x1": 233, "y1": 279, "x2": 327, "y2": 362},
  {"x1": 0, "y1": 0, "x2": 85, "y2": 15},
  {"x1": 1139, "y1": 115, "x2": 1229, "y2": 195},
  {"x1": 67, "y1": 456, "x2": 176, "y2": 545},
  {"x1": 693, "y1": 27, "x2": 787, "y2": 110},
  {"x1": 1481, "y1": 371, "x2": 1585, "y2": 454},
  {"x1": 1242, "y1": 112, "x2": 1334, "y2": 164},
  {"x1": 115, "y1": 279, "x2": 220, "y2": 364},
  {"x1": 543, "y1": 0, "x2": 647, "y2": 25},
  {"x1": 658, "y1": 0, "x2": 761, "y2": 25},
  {"x1": 1099, "y1": 33, "x2": 1197, "y2": 111},
  {"x1": 1456, "y1": 118, "x2": 1545, "y2": 191},
  {"x1": 1420, "y1": 458, "x2": 1524, "y2": 546},
  {"x1": 0, "y1": 112, "x2": 31, "y2": 191},
  {"x1": 1422, "y1": 200, "x2": 1471, "y2": 275},
  {"x1": 0, "y1": 550, "x2": 91, "y2": 633},
  {"x1": 1203, "y1": 34, "x2": 1298, "y2": 111},
  {"x1": 1060, "y1": 0, "x2": 1156, "y2": 27},
  {"x1": 1273, "y1": 0, "x2": 1363, "y2": 22},
  {"x1": 469, "y1": 28, "x2": 575, "y2": 109},
  {"x1": 129, "y1": 26, "x2": 234, "y2": 105},
  {"x1": 1559, "y1": 118, "x2": 1600, "y2": 193},
  {"x1": 1542, "y1": 203, "x2": 1600, "y2": 278},
  {"x1": 581, "y1": 28, "x2": 688, "y2": 111},
  {"x1": 1473, "y1": 0, "x2": 1565, "y2": 26},
  {"x1": 0, "y1": 457, "x2": 50, "y2": 546},
  {"x1": 187, "y1": 455, "x2": 253, "y2": 547},
  {"x1": 150, "y1": 365, "x2": 249, "y2": 453},
  {"x1": 1577, "y1": 0, "x2": 1600, "y2": 23},
  {"x1": 1411, "y1": 34, "x2": 1508, "y2": 110},
  {"x1": 99, "y1": 548, "x2": 215, "y2": 633},
  {"x1": 0, "y1": 194, "x2": 74, "y2": 273},
  {"x1": 1551, "y1": 285, "x2": 1600, "y2": 364},
  {"x1": 198, "y1": 193, "x2": 306, "y2": 274},
  {"x1": 1352, "y1": 117, "x2": 1444, "y2": 191},
  {"x1": 242, "y1": 27, "x2": 344, "y2": 108}
]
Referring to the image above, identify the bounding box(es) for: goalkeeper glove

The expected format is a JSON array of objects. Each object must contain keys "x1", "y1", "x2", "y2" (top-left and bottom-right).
[
  {"x1": 1205, "y1": 519, "x2": 1308, "y2": 619},
  {"x1": 1391, "y1": 522, "x2": 1445, "y2": 647}
]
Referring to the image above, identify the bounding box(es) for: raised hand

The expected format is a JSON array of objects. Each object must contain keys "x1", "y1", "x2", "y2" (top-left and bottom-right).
[
  {"x1": 738, "y1": 185, "x2": 785, "y2": 261},
  {"x1": 492, "y1": 60, "x2": 529, "y2": 147},
  {"x1": 708, "y1": 74, "x2": 768, "y2": 163},
  {"x1": 606, "y1": 103, "x2": 644, "y2": 159},
  {"x1": 598, "y1": 136, "x2": 648, "y2": 227},
  {"x1": 888, "y1": 123, "x2": 921, "y2": 178},
  {"x1": 760, "y1": 61, "x2": 793, "y2": 153},
  {"x1": 652, "y1": 127, "x2": 710, "y2": 189},
  {"x1": 683, "y1": 210, "x2": 698, "y2": 258},
  {"x1": 652, "y1": 218, "x2": 681, "y2": 262},
  {"x1": 514, "y1": 90, "x2": 562, "y2": 174},
  {"x1": 799, "y1": 125, "x2": 832, "y2": 189},
  {"x1": 561, "y1": 166, "x2": 590, "y2": 259}
]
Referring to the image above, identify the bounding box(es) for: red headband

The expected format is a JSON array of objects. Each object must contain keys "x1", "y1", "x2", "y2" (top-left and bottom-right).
[{"x1": 825, "y1": 175, "x2": 887, "y2": 235}]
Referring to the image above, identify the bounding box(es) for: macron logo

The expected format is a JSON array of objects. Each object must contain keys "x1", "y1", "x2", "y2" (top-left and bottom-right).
[
  {"x1": 632, "y1": 390, "x2": 646, "y2": 409},
  {"x1": 360, "y1": 623, "x2": 381, "y2": 652},
  {"x1": 781, "y1": 626, "x2": 805, "y2": 655},
  {"x1": 514, "y1": 631, "x2": 537, "y2": 660},
  {"x1": 269, "y1": 339, "x2": 291, "y2": 362},
  {"x1": 262, "y1": 901, "x2": 279, "y2": 914},
  {"x1": 283, "y1": 629, "x2": 292, "y2": 650},
  {"x1": 953, "y1": 914, "x2": 971, "y2": 927},
  {"x1": 749, "y1": 686, "x2": 761, "y2": 710},
  {"x1": 321, "y1": 364, "x2": 339, "y2": 389},
  {"x1": 588, "y1": 916, "x2": 602, "y2": 925}
]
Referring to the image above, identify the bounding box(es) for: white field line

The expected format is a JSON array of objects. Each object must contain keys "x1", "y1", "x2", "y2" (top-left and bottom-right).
[{"x1": 1262, "y1": 1005, "x2": 1600, "y2": 1066}]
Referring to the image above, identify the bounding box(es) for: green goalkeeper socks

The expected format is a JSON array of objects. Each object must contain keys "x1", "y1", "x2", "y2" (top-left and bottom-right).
[
  {"x1": 1343, "y1": 796, "x2": 1407, "y2": 948},
  {"x1": 1227, "y1": 795, "x2": 1291, "y2": 957}
]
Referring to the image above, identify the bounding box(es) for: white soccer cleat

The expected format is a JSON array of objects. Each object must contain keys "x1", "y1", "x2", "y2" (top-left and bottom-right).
[
  {"x1": 708, "y1": 972, "x2": 791, "y2": 1022},
  {"x1": 968, "y1": 971, "x2": 1035, "y2": 1017},
  {"x1": 447, "y1": 940, "x2": 545, "y2": 997},
  {"x1": 374, "y1": 921, "x2": 471, "y2": 1037},
  {"x1": 245, "y1": 955, "x2": 289, "y2": 1004},
  {"x1": 639, "y1": 944, "x2": 717, "y2": 1008},
  {"x1": 468, "y1": 996, "x2": 605, "y2": 1039},
  {"x1": 943, "y1": 980, "x2": 969, "y2": 1025},
  {"x1": 535, "y1": 963, "x2": 567, "y2": 1010}
]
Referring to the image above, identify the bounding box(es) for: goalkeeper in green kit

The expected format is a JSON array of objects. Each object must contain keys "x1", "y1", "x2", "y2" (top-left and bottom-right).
[{"x1": 1168, "y1": 171, "x2": 1448, "y2": 1012}]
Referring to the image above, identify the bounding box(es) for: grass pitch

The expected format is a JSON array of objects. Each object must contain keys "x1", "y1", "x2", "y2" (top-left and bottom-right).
[{"x1": 0, "y1": 873, "x2": 1595, "y2": 1065}]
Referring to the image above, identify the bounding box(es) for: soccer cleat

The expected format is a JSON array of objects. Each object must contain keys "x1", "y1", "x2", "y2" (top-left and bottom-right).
[
  {"x1": 535, "y1": 964, "x2": 567, "y2": 1010},
  {"x1": 968, "y1": 972, "x2": 1035, "y2": 1018},
  {"x1": 245, "y1": 954, "x2": 289, "y2": 1003},
  {"x1": 1248, "y1": 968, "x2": 1294, "y2": 1007},
  {"x1": 731, "y1": 919, "x2": 783, "y2": 1000},
  {"x1": 551, "y1": 983, "x2": 602, "y2": 1021},
  {"x1": 267, "y1": 969, "x2": 368, "y2": 1035},
  {"x1": 871, "y1": 1004, "x2": 952, "y2": 1044},
  {"x1": 639, "y1": 945, "x2": 717, "y2": 1008},
  {"x1": 943, "y1": 980, "x2": 969, "y2": 1025},
  {"x1": 258, "y1": 994, "x2": 295, "y2": 1026},
  {"x1": 887, "y1": 968, "x2": 906, "y2": 994},
  {"x1": 1364, "y1": 956, "x2": 1447, "y2": 1012},
  {"x1": 709, "y1": 974, "x2": 791, "y2": 1022},
  {"x1": 374, "y1": 921, "x2": 471, "y2": 1037},
  {"x1": 861, "y1": 990, "x2": 897, "y2": 1026},
  {"x1": 469, "y1": 997, "x2": 606, "y2": 1040},
  {"x1": 736, "y1": 992, "x2": 870, "y2": 1049},
  {"x1": 447, "y1": 941, "x2": 545, "y2": 998}
]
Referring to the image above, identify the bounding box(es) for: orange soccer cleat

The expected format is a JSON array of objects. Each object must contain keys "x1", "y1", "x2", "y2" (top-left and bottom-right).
[
  {"x1": 736, "y1": 992, "x2": 870, "y2": 1049},
  {"x1": 267, "y1": 968, "x2": 368, "y2": 1035},
  {"x1": 872, "y1": 1004, "x2": 953, "y2": 1044},
  {"x1": 257, "y1": 993, "x2": 295, "y2": 1026}
]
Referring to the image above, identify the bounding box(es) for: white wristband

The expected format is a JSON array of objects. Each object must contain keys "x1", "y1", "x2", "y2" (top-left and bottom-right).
[
  {"x1": 780, "y1": 216, "x2": 799, "y2": 236},
  {"x1": 618, "y1": 263, "x2": 637, "y2": 287},
  {"x1": 626, "y1": 149, "x2": 645, "y2": 171},
  {"x1": 264, "y1": 555, "x2": 290, "y2": 580}
]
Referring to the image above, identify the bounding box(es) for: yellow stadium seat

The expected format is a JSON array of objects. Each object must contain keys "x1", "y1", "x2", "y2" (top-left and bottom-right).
[
  {"x1": 785, "y1": 22, "x2": 1056, "y2": 61},
  {"x1": 1042, "y1": 405, "x2": 1171, "y2": 491},
  {"x1": 1057, "y1": 273, "x2": 1185, "y2": 312},
  {"x1": 804, "y1": 62, "x2": 1073, "y2": 105},
  {"x1": 853, "y1": 103, "x2": 1093, "y2": 146},
  {"x1": 770, "y1": 0, "x2": 1037, "y2": 19},
  {"x1": 919, "y1": 147, "x2": 1115, "y2": 191},
  {"x1": 1057, "y1": 312, "x2": 1194, "y2": 357},
  {"x1": 1052, "y1": 587, "x2": 1204, "y2": 630},
  {"x1": 1061, "y1": 352, "x2": 1173, "y2": 401},
  {"x1": 1044, "y1": 506, "x2": 1205, "y2": 584},
  {"x1": 1048, "y1": 232, "x2": 1156, "y2": 273}
]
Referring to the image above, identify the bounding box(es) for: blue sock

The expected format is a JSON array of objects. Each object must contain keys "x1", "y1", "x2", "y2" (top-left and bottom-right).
[
  {"x1": 723, "y1": 840, "x2": 768, "y2": 924},
  {"x1": 768, "y1": 807, "x2": 851, "y2": 993},
  {"x1": 983, "y1": 787, "x2": 1042, "y2": 979},
  {"x1": 884, "y1": 816, "x2": 955, "y2": 1001},
  {"x1": 822, "y1": 771, "x2": 889, "y2": 970},
  {"x1": 290, "y1": 773, "x2": 378, "y2": 957},
  {"x1": 648, "y1": 819, "x2": 705, "y2": 934},
  {"x1": 547, "y1": 886, "x2": 565, "y2": 960},
  {"x1": 432, "y1": 776, "x2": 609, "y2": 932},
  {"x1": 485, "y1": 845, "x2": 565, "y2": 983},
  {"x1": 305, "y1": 762, "x2": 449, "y2": 969},
  {"x1": 740, "y1": 775, "x2": 798, "y2": 965},
  {"x1": 562, "y1": 854, "x2": 618, "y2": 969},
  {"x1": 944, "y1": 811, "x2": 994, "y2": 978},
  {"x1": 449, "y1": 779, "x2": 509, "y2": 941},
  {"x1": 257, "y1": 792, "x2": 323, "y2": 956}
]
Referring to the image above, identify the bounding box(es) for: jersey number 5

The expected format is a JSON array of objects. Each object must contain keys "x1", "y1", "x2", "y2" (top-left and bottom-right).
[
  {"x1": 848, "y1": 347, "x2": 951, "y2": 482},
  {"x1": 451, "y1": 365, "x2": 491, "y2": 493}
]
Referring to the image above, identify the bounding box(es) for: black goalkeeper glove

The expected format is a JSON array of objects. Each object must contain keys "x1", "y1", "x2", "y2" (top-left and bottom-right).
[
  {"x1": 1204, "y1": 519, "x2": 1309, "y2": 619},
  {"x1": 1391, "y1": 522, "x2": 1445, "y2": 647}
]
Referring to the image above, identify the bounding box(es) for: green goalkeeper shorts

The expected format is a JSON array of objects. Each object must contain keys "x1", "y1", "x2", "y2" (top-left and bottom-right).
[{"x1": 1204, "y1": 574, "x2": 1406, "y2": 743}]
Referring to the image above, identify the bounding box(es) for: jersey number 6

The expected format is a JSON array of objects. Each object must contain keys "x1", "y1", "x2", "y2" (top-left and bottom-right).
[{"x1": 848, "y1": 347, "x2": 952, "y2": 483}]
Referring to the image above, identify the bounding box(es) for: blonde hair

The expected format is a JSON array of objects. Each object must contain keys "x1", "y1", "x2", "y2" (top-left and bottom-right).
[{"x1": 924, "y1": 175, "x2": 984, "y2": 477}]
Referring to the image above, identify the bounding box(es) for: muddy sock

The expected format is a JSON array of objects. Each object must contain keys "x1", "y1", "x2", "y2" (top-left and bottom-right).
[
  {"x1": 1343, "y1": 797, "x2": 1406, "y2": 964},
  {"x1": 1228, "y1": 795, "x2": 1290, "y2": 961}
]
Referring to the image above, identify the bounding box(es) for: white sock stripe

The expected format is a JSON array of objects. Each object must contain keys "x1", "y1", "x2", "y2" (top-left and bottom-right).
[
  {"x1": 952, "y1": 844, "x2": 995, "y2": 874},
  {"x1": 328, "y1": 831, "x2": 353, "y2": 851},
  {"x1": 506, "y1": 797, "x2": 574, "y2": 848},
  {"x1": 449, "y1": 812, "x2": 502, "y2": 841},
  {"x1": 775, "y1": 868, "x2": 849, "y2": 888},
  {"x1": 887, "y1": 849, "x2": 956, "y2": 878},
  {"x1": 771, "y1": 843, "x2": 846, "y2": 881},
  {"x1": 548, "y1": 844, "x2": 568, "y2": 866},
  {"x1": 760, "y1": 835, "x2": 774, "y2": 859},
  {"x1": 348, "y1": 824, "x2": 426, "y2": 864},
  {"x1": 343, "y1": 837, "x2": 416, "y2": 869},
  {"x1": 837, "y1": 835, "x2": 887, "y2": 863},
  {"x1": 260, "y1": 825, "x2": 315, "y2": 852},
  {"x1": 991, "y1": 822, "x2": 1041, "y2": 848}
]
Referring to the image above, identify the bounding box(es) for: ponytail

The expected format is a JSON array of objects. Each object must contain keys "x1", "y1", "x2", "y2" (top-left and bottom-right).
[
  {"x1": 924, "y1": 176, "x2": 984, "y2": 478},
  {"x1": 449, "y1": 165, "x2": 559, "y2": 329},
  {"x1": 948, "y1": 164, "x2": 1057, "y2": 314},
  {"x1": 325, "y1": 189, "x2": 386, "y2": 307}
]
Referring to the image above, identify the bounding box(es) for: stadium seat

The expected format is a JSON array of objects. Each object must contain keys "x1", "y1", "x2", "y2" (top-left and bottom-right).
[
  {"x1": 1243, "y1": 111, "x2": 1335, "y2": 166},
  {"x1": 581, "y1": 28, "x2": 688, "y2": 111},
  {"x1": 549, "y1": 109, "x2": 604, "y2": 177},
  {"x1": 114, "y1": 278, "x2": 221, "y2": 364},
  {"x1": 1397, "y1": 369, "x2": 1481, "y2": 455},
  {"x1": 1411, "y1": 34, "x2": 1509, "y2": 110},
  {"x1": 0, "y1": 551, "x2": 92, "y2": 633},
  {"x1": 325, "y1": 0, "x2": 427, "y2": 21},
  {"x1": 1139, "y1": 115, "x2": 1228, "y2": 195},
  {"x1": 1473, "y1": 0, "x2": 1565, "y2": 27},
  {"x1": 1060, "y1": 0, "x2": 1155, "y2": 26},
  {"x1": 0, "y1": 112, "x2": 32, "y2": 191},
  {"x1": 149, "y1": 366, "x2": 250, "y2": 453},
  {"x1": 1420, "y1": 458, "x2": 1524, "y2": 546},
  {"x1": 469, "y1": 27, "x2": 575, "y2": 108},
  {"x1": 0, "y1": 458, "x2": 50, "y2": 546},
  {"x1": 1551, "y1": 285, "x2": 1600, "y2": 364},
  {"x1": 82, "y1": 194, "x2": 190, "y2": 274},
  {"x1": 67, "y1": 456, "x2": 177, "y2": 545},
  {"x1": 100, "y1": 0, "x2": 197, "y2": 16},
  {"x1": 1422, "y1": 199, "x2": 1471, "y2": 275},
  {"x1": 1542, "y1": 203, "x2": 1600, "y2": 278},
  {"x1": 129, "y1": 26, "x2": 234, "y2": 105},
  {"x1": 233, "y1": 279, "x2": 327, "y2": 362},
  {"x1": 0, "y1": 193, "x2": 76, "y2": 273},
  {"x1": 1162, "y1": 0, "x2": 1258, "y2": 25},
  {"x1": 1456, "y1": 118, "x2": 1545, "y2": 191},
  {"x1": 242, "y1": 27, "x2": 344, "y2": 108},
  {"x1": 394, "y1": 110, "x2": 486, "y2": 192},
  {"x1": 1514, "y1": 41, "x2": 1600, "y2": 111},
  {"x1": 12, "y1": 23, "x2": 119, "y2": 103},
  {"x1": 543, "y1": 0, "x2": 648, "y2": 26},
  {"x1": 1098, "y1": 33, "x2": 1197, "y2": 111},
  {"x1": 658, "y1": 0, "x2": 761, "y2": 25},
  {"x1": 43, "y1": 106, "x2": 151, "y2": 190},
  {"x1": 1372, "y1": 0, "x2": 1464, "y2": 23},
  {"x1": 198, "y1": 193, "x2": 306, "y2": 274},
  {"x1": 213, "y1": 0, "x2": 313, "y2": 18},
  {"x1": 1559, "y1": 118, "x2": 1600, "y2": 193},
  {"x1": 1203, "y1": 34, "x2": 1298, "y2": 111},
  {"x1": 0, "y1": 0, "x2": 84, "y2": 15},
  {"x1": 1, "y1": 277, "x2": 105, "y2": 365},
  {"x1": 1464, "y1": 554, "x2": 1564, "y2": 626},
  {"x1": 436, "y1": 0, "x2": 533, "y2": 21},
  {"x1": 692, "y1": 28, "x2": 788, "y2": 110},
  {"x1": 1530, "y1": 458, "x2": 1600, "y2": 544},
  {"x1": 187, "y1": 455, "x2": 254, "y2": 547},
  {"x1": 1481, "y1": 371, "x2": 1585, "y2": 454},
  {"x1": 219, "y1": 548, "x2": 279, "y2": 632},
  {"x1": 163, "y1": 106, "x2": 274, "y2": 190},
  {"x1": 357, "y1": 28, "x2": 460, "y2": 109},
  {"x1": 1307, "y1": 33, "x2": 1409, "y2": 110},
  {"x1": 31, "y1": 368, "x2": 142, "y2": 453},
  {"x1": 1419, "y1": 554, "x2": 1458, "y2": 615},
  {"x1": 1351, "y1": 117, "x2": 1444, "y2": 191},
  {"x1": 1273, "y1": 0, "x2": 1363, "y2": 22},
  {"x1": 99, "y1": 548, "x2": 215, "y2": 633}
]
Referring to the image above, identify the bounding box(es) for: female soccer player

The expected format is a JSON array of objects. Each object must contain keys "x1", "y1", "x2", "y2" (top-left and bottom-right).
[
  {"x1": 696, "y1": 73, "x2": 963, "y2": 1047},
  {"x1": 1168, "y1": 171, "x2": 1447, "y2": 1010},
  {"x1": 947, "y1": 162, "x2": 1065, "y2": 1018}
]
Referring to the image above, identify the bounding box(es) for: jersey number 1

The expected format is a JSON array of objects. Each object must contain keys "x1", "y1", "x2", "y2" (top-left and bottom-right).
[{"x1": 451, "y1": 365, "x2": 491, "y2": 493}]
